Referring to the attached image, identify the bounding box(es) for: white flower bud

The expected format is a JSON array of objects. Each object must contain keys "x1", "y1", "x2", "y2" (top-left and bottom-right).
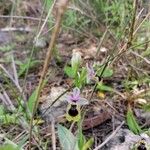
[{"x1": 71, "y1": 50, "x2": 82, "y2": 69}]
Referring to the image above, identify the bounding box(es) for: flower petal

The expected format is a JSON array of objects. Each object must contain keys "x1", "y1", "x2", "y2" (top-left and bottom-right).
[
  {"x1": 76, "y1": 98, "x2": 89, "y2": 105},
  {"x1": 73, "y1": 87, "x2": 80, "y2": 97}
]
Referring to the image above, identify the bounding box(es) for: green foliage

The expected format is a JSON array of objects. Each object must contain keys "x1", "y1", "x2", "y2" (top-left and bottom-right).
[
  {"x1": 64, "y1": 65, "x2": 87, "y2": 88},
  {"x1": 45, "y1": 0, "x2": 53, "y2": 8},
  {"x1": 96, "y1": 82, "x2": 113, "y2": 92},
  {"x1": 0, "y1": 44, "x2": 15, "y2": 52},
  {"x1": 0, "y1": 105, "x2": 18, "y2": 125},
  {"x1": 64, "y1": 51, "x2": 87, "y2": 88},
  {"x1": 126, "y1": 107, "x2": 142, "y2": 134},
  {"x1": 63, "y1": 10, "x2": 77, "y2": 28},
  {"x1": 89, "y1": 0, "x2": 132, "y2": 38},
  {"x1": 64, "y1": 66, "x2": 75, "y2": 78},
  {"x1": 77, "y1": 127, "x2": 94, "y2": 150},
  {"x1": 75, "y1": 67, "x2": 87, "y2": 89},
  {"x1": 27, "y1": 89, "x2": 37, "y2": 114},
  {"x1": 0, "y1": 114, "x2": 18, "y2": 125},
  {"x1": 78, "y1": 131, "x2": 86, "y2": 149},
  {"x1": 0, "y1": 105, "x2": 5, "y2": 115},
  {"x1": 58, "y1": 124, "x2": 78, "y2": 150},
  {"x1": 58, "y1": 124, "x2": 93, "y2": 150},
  {"x1": 82, "y1": 138, "x2": 94, "y2": 150},
  {"x1": 17, "y1": 59, "x2": 40, "y2": 77},
  {"x1": 0, "y1": 136, "x2": 23, "y2": 150},
  {"x1": 27, "y1": 78, "x2": 48, "y2": 115},
  {"x1": 143, "y1": 104, "x2": 150, "y2": 112},
  {"x1": 96, "y1": 67, "x2": 113, "y2": 78},
  {"x1": 0, "y1": 144, "x2": 21, "y2": 150},
  {"x1": 0, "y1": 88, "x2": 38, "y2": 125},
  {"x1": 123, "y1": 80, "x2": 138, "y2": 90}
]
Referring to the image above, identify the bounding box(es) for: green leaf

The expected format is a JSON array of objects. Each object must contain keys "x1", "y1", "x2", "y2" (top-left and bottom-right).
[
  {"x1": 0, "y1": 137, "x2": 23, "y2": 150},
  {"x1": 64, "y1": 66, "x2": 75, "y2": 78},
  {"x1": 96, "y1": 82, "x2": 113, "y2": 92},
  {"x1": 58, "y1": 124, "x2": 77, "y2": 150},
  {"x1": 18, "y1": 60, "x2": 40, "y2": 77},
  {"x1": 82, "y1": 137, "x2": 94, "y2": 150},
  {"x1": 0, "y1": 105, "x2": 5, "y2": 115},
  {"x1": 0, "y1": 114, "x2": 18, "y2": 125},
  {"x1": 27, "y1": 79, "x2": 48, "y2": 116},
  {"x1": 123, "y1": 80, "x2": 138, "y2": 90},
  {"x1": 0, "y1": 144, "x2": 22, "y2": 150},
  {"x1": 0, "y1": 44, "x2": 15, "y2": 52},
  {"x1": 27, "y1": 89, "x2": 37, "y2": 114},
  {"x1": 79, "y1": 68, "x2": 86, "y2": 83},
  {"x1": 45, "y1": 0, "x2": 53, "y2": 10},
  {"x1": 75, "y1": 67, "x2": 87, "y2": 88},
  {"x1": 96, "y1": 67, "x2": 113, "y2": 78},
  {"x1": 78, "y1": 131, "x2": 86, "y2": 150},
  {"x1": 126, "y1": 107, "x2": 142, "y2": 134},
  {"x1": 143, "y1": 104, "x2": 150, "y2": 112}
]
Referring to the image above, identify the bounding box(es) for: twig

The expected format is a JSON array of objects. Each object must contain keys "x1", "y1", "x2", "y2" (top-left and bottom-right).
[
  {"x1": 51, "y1": 120, "x2": 56, "y2": 150},
  {"x1": 130, "y1": 51, "x2": 150, "y2": 65},
  {"x1": 0, "y1": 64, "x2": 22, "y2": 94},
  {"x1": 13, "y1": 130, "x2": 27, "y2": 142},
  {"x1": 96, "y1": 28, "x2": 108, "y2": 58},
  {"x1": 34, "y1": 0, "x2": 57, "y2": 42},
  {"x1": 11, "y1": 55, "x2": 19, "y2": 85},
  {"x1": 0, "y1": 27, "x2": 32, "y2": 32},
  {"x1": 136, "y1": 8, "x2": 144, "y2": 20},
  {"x1": 0, "y1": 55, "x2": 27, "y2": 103},
  {"x1": 0, "y1": 84, "x2": 16, "y2": 111},
  {"x1": 127, "y1": 0, "x2": 138, "y2": 49},
  {"x1": 11, "y1": 55, "x2": 26, "y2": 102},
  {"x1": 93, "y1": 121, "x2": 125, "y2": 150},
  {"x1": 133, "y1": 11, "x2": 150, "y2": 36},
  {"x1": 28, "y1": 0, "x2": 69, "y2": 149},
  {"x1": 112, "y1": 89, "x2": 126, "y2": 99},
  {"x1": 0, "y1": 15, "x2": 54, "y2": 23},
  {"x1": 9, "y1": 0, "x2": 15, "y2": 28}
]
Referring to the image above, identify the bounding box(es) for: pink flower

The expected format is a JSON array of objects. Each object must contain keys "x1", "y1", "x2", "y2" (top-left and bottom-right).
[{"x1": 67, "y1": 87, "x2": 81, "y2": 103}]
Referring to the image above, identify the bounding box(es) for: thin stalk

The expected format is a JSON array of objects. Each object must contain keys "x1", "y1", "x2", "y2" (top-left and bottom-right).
[
  {"x1": 127, "y1": 0, "x2": 138, "y2": 49},
  {"x1": 28, "y1": 1, "x2": 69, "y2": 149}
]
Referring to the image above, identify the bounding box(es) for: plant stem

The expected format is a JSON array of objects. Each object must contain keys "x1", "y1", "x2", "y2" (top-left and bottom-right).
[
  {"x1": 127, "y1": 0, "x2": 138, "y2": 49},
  {"x1": 28, "y1": 1, "x2": 69, "y2": 149}
]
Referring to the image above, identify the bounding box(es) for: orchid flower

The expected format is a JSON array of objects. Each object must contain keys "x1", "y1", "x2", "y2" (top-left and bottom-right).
[
  {"x1": 66, "y1": 87, "x2": 89, "y2": 105},
  {"x1": 67, "y1": 87, "x2": 81, "y2": 103},
  {"x1": 66, "y1": 87, "x2": 89, "y2": 122},
  {"x1": 66, "y1": 104, "x2": 81, "y2": 122}
]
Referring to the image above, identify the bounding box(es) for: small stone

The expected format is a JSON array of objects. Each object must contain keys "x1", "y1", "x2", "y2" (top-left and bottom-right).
[
  {"x1": 34, "y1": 37, "x2": 48, "y2": 48},
  {"x1": 40, "y1": 87, "x2": 67, "y2": 122}
]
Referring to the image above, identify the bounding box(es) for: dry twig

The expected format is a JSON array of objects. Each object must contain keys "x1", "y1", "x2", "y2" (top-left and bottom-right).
[{"x1": 28, "y1": 0, "x2": 69, "y2": 149}]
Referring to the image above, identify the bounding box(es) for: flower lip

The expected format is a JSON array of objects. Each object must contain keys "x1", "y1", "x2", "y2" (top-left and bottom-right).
[{"x1": 68, "y1": 104, "x2": 79, "y2": 117}]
